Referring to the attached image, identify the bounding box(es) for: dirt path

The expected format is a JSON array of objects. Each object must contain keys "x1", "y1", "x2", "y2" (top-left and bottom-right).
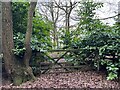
[{"x1": 1, "y1": 71, "x2": 120, "y2": 89}]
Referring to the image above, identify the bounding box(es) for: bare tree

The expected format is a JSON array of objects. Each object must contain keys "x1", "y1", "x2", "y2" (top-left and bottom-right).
[
  {"x1": 54, "y1": 0, "x2": 77, "y2": 34},
  {"x1": 38, "y1": 1, "x2": 61, "y2": 49},
  {"x1": 38, "y1": 0, "x2": 77, "y2": 48}
]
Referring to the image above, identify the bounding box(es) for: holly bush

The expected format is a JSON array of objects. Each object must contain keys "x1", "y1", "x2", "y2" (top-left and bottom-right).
[
  {"x1": 70, "y1": 30, "x2": 120, "y2": 80},
  {"x1": 67, "y1": 0, "x2": 120, "y2": 80}
]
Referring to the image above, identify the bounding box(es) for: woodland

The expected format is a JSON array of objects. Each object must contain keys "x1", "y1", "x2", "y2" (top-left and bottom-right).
[{"x1": 1, "y1": 0, "x2": 120, "y2": 89}]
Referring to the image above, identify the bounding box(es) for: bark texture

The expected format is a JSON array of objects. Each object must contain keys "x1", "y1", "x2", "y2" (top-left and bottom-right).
[
  {"x1": 24, "y1": 2, "x2": 37, "y2": 67},
  {"x1": 2, "y1": 2, "x2": 37, "y2": 85},
  {"x1": 2, "y1": 2, "x2": 16, "y2": 78},
  {"x1": 23, "y1": 2, "x2": 37, "y2": 80}
]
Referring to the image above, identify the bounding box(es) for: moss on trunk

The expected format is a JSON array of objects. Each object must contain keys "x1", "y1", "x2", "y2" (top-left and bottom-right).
[
  {"x1": 13, "y1": 75, "x2": 23, "y2": 86},
  {"x1": 11, "y1": 66, "x2": 36, "y2": 86}
]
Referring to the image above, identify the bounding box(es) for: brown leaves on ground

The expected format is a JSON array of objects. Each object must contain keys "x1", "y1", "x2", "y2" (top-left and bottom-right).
[{"x1": 1, "y1": 71, "x2": 120, "y2": 89}]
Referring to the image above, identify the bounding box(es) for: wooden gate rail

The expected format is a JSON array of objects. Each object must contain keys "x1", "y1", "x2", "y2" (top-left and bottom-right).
[
  {"x1": 39, "y1": 49, "x2": 119, "y2": 73},
  {"x1": 40, "y1": 49, "x2": 81, "y2": 73}
]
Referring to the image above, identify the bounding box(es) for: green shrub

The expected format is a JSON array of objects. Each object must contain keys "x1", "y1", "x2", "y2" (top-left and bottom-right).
[{"x1": 70, "y1": 31, "x2": 120, "y2": 80}]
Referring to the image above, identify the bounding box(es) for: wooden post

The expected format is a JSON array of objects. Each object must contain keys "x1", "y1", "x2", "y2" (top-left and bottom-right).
[{"x1": 0, "y1": 1, "x2": 2, "y2": 86}]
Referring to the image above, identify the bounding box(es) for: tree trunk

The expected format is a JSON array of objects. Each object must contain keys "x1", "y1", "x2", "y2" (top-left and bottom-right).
[
  {"x1": 0, "y1": 1, "x2": 2, "y2": 86},
  {"x1": 50, "y1": 2, "x2": 58, "y2": 49},
  {"x1": 2, "y1": 2, "x2": 25, "y2": 85},
  {"x1": 2, "y1": 2, "x2": 16, "y2": 79},
  {"x1": 23, "y1": 2, "x2": 37, "y2": 80},
  {"x1": 53, "y1": 23, "x2": 58, "y2": 49},
  {"x1": 2, "y1": 2, "x2": 37, "y2": 85}
]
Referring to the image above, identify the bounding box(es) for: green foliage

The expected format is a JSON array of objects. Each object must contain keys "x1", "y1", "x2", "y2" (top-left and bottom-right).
[
  {"x1": 12, "y1": 3, "x2": 52, "y2": 59},
  {"x1": 13, "y1": 27, "x2": 52, "y2": 58},
  {"x1": 61, "y1": 0, "x2": 103, "y2": 48},
  {"x1": 60, "y1": 28, "x2": 72, "y2": 48},
  {"x1": 67, "y1": 1, "x2": 103, "y2": 65},
  {"x1": 76, "y1": 0, "x2": 103, "y2": 37},
  {"x1": 13, "y1": 32, "x2": 25, "y2": 58},
  {"x1": 71, "y1": 30, "x2": 120, "y2": 79},
  {"x1": 32, "y1": 14, "x2": 52, "y2": 50},
  {"x1": 12, "y1": 2, "x2": 29, "y2": 34},
  {"x1": 106, "y1": 61, "x2": 119, "y2": 80},
  {"x1": 68, "y1": 0, "x2": 120, "y2": 80}
]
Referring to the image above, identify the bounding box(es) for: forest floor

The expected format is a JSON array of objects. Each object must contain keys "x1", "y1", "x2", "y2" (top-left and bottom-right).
[{"x1": 1, "y1": 69, "x2": 120, "y2": 89}]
